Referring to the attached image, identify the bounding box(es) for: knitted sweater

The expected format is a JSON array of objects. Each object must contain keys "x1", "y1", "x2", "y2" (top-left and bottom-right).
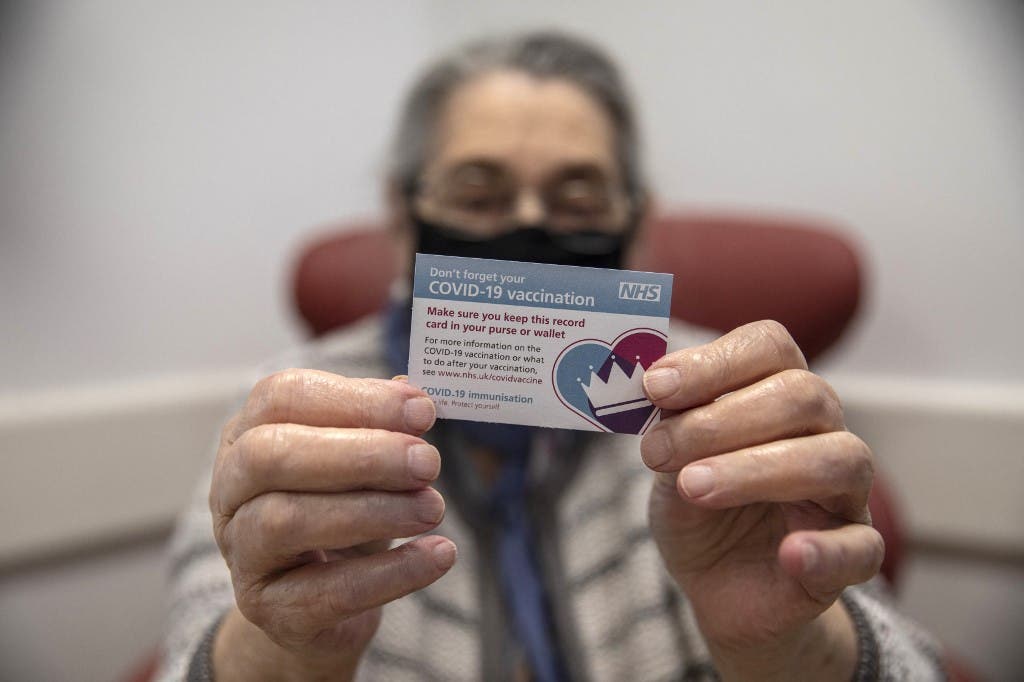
[{"x1": 156, "y1": 315, "x2": 946, "y2": 681}]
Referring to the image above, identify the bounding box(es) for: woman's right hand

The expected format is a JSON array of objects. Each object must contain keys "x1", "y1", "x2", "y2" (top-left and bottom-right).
[{"x1": 208, "y1": 369, "x2": 455, "y2": 680}]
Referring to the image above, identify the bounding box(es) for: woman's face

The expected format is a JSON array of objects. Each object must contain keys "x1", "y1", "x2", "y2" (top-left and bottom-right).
[{"x1": 410, "y1": 70, "x2": 633, "y2": 239}]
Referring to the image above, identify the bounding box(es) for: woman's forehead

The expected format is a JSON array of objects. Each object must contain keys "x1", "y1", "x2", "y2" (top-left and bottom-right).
[{"x1": 428, "y1": 70, "x2": 619, "y2": 182}]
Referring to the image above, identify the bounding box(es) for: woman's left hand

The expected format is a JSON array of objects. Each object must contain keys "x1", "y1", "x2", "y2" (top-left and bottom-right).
[{"x1": 641, "y1": 320, "x2": 882, "y2": 680}]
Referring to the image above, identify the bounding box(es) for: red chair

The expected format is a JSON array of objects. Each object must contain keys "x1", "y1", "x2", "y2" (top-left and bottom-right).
[
  {"x1": 631, "y1": 213, "x2": 861, "y2": 363},
  {"x1": 293, "y1": 220, "x2": 402, "y2": 338}
]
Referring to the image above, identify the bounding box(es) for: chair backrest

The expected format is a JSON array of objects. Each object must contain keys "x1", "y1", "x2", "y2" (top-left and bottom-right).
[
  {"x1": 631, "y1": 212, "x2": 861, "y2": 361},
  {"x1": 292, "y1": 221, "x2": 400, "y2": 337},
  {"x1": 291, "y1": 212, "x2": 862, "y2": 362}
]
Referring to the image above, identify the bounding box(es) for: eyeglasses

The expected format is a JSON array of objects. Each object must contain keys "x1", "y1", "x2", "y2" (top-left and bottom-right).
[{"x1": 412, "y1": 162, "x2": 634, "y2": 236}]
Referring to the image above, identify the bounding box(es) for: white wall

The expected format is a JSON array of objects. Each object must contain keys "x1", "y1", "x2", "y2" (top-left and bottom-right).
[
  {"x1": 2, "y1": 1, "x2": 1022, "y2": 394},
  {"x1": 0, "y1": 538, "x2": 169, "y2": 682},
  {"x1": 0, "y1": 0, "x2": 430, "y2": 392},
  {"x1": 2, "y1": 2, "x2": 1022, "y2": 681},
  {"x1": 424, "y1": 0, "x2": 1024, "y2": 384}
]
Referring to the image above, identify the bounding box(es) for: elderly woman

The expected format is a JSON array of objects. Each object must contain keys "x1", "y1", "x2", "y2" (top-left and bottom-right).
[{"x1": 159, "y1": 32, "x2": 943, "y2": 681}]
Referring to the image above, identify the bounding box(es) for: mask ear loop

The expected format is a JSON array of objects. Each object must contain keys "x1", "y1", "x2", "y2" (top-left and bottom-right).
[
  {"x1": 402, "y1": 176, "x2": 424, "y2": 232},
  {"x1": 613, "y1": 188, "x2": 648, "y2": 266},
  {"x1": 621, "y1": 189, "x2": 644, "y2": 245}
]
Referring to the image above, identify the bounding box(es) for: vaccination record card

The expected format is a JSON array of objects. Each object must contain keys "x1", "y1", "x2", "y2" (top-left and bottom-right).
[{"x1": 407, "y1": 253, "x2": 674, "y2": 435}]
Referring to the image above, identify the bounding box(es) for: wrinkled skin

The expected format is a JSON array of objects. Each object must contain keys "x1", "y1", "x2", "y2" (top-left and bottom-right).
[
  {"x1": 207, "y1": 70, "x2": 879, "y2": 681},
  {"x1": 642, "y1": 320, "x2": 880, "y2": 679}
]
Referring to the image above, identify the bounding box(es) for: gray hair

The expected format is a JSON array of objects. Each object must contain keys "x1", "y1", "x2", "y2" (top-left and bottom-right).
[{"x1": 389, "y1": 31, "x2": 645, "y2": 203}]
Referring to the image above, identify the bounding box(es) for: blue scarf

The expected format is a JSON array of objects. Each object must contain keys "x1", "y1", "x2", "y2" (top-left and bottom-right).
[{"x1": 384, "y1": 300, "x2": 566, "y2": 682}]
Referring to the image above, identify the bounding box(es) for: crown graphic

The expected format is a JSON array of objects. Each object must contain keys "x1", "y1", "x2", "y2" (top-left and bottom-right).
[{"x1": 578, "y1": 355, "x2": 652, "y2": 417}]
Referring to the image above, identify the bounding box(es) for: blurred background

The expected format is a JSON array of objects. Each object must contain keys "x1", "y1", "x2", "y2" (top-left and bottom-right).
[{"x1": 1, "y1": 1, "x2": 1021, "y2": 680}]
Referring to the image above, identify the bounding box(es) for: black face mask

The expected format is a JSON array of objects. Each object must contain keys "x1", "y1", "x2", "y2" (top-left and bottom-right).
[{"x1": 412, "y1": 212, "x2": 634, "y2": 270}]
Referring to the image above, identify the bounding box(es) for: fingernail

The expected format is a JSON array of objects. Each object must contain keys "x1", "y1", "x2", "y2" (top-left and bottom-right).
[
  {"x1": 644, "y1": 368, "x2": 680, "y2": 401},
  {"x1": 641, "y1": 428, "x2": 673, "y2": 469},
  {"x1": 392, "y1": 374, "x2": 409, "y2": 382},
  {"x1": 415, "y1": 490, "x2": 445, "y2": 523},
  {"x1": 432, "y1": 538, "x2": 457, "y2": 570},
  {"x1": 407, "y1": 443, "x2": 440, "y2": 482},
  {"x1": 403, "y1": 397, "x2": 436, "y2": 432},
  {"x1": 802, "y1": 542, "x2": 819, "y2": 573},
  {"x1": 680, "y1": 465, "x2": 715, "y2": 497}
]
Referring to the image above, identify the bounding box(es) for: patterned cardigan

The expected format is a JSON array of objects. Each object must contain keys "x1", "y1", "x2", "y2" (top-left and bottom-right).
[{"x1": 156, "y1": 315, "x2": 946, "y2": 681}]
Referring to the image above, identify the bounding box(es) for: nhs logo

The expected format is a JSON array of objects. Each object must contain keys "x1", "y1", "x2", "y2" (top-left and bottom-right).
[{"x1": 618, "y1": 281, "x2": 662, "y2": 302}]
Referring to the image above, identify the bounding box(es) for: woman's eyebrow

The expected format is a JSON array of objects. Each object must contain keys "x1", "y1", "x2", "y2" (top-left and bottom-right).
[
  {"x1": 544, "y1": 162, "x2": 613, "y2": 185},
  {"x1": 437, "y1": 158, "x2": 615, "y2": 187},
  {"x1": 442, "y1": 158, "x2": 509, "y2": 180}
]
